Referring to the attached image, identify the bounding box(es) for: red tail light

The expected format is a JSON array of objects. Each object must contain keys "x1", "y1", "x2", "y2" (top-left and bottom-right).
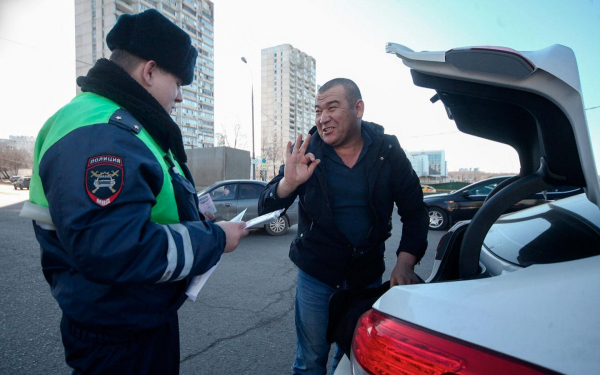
[
  {"x1": 352, "y1": 309, "x2": 554, "y2": 374},
  {"x1": 434, "y1": 231, "x2": 452, "y2": 260}
]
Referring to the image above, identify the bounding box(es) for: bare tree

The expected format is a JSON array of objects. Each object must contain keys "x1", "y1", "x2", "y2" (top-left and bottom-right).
[
  {"x1": 261, "y1": 136, "x2": 287, "y2": 181},
  {"x1": 0, "y1": 143, "x2": 33, "y2": 179},
  {"x1": 215, "y1": 122, "x2": 247, "y2": 150}
]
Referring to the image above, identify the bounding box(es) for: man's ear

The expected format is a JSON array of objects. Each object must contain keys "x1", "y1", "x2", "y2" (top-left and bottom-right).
[
  {"x1": 355, "y1": 99, "x2": 365, "y2": 119},
  {"x1": 140, "y1": 60, "x2": 159, "y2": 87}
]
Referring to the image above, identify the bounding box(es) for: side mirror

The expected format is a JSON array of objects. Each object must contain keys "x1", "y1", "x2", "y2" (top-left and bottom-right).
[{"x1": 461, "y1": 190, "x2": 470, "y2": 198}]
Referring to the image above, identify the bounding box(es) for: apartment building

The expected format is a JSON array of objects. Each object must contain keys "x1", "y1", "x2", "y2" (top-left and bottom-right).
[
  {"x1": 75, "y1": 0, "x2": 215, "y2": 149},
  {"x1": 261, "y1": 44, "x2": 316, "y2": 178},
  {"x1": 407, "y1": 150, "x2": 447, "y2": 178}
]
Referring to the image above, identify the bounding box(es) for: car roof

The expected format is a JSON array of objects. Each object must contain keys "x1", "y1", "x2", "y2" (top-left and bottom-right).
[
  {"x1": 213, "y1": 179, "x2": 266, "y2": 186},
  {"x1": 200, "y1": 179, "x2": 266, "y2": 192},
  {"x1": 387, "y1": 43, "x2": 600, "y2": 209}
]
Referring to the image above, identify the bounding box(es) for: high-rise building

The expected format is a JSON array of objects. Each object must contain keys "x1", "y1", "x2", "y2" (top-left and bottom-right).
[
  {"x1": 261, "y1": 44, "x2": 316, "y2": 178},
  {"x1": 75, "y1": 0, "x2": 215, "y2": 149},
  {"x1": 407, "y1": 150, "x2": 447, "y2": 178}
]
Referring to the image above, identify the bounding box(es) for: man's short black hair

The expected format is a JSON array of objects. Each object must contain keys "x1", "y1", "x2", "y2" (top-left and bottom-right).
[
  {"x1": 110, "y1": 49, "x2": 170, "y2": 76},
  {"x1": 318, "y1": 78, "x2": 362, "y2": 107},
  {"x1": 109, "y1": 49, "x2": 145, "y2": 74}
]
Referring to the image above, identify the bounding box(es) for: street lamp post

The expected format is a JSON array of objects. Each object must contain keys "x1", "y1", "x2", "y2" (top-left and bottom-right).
[{"x1": 241, "y1": 57, "x2": 255, "y2": 180}]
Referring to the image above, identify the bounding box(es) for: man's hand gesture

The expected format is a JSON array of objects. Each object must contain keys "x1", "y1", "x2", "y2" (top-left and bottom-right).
[{"x1": 277, "y1": 134, "x2": 321, "y2": 198}]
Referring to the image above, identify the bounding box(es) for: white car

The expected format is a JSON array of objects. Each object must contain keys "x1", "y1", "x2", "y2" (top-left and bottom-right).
[{"x1": 334, "y1": 43, "x2": 600, "y2": 374}]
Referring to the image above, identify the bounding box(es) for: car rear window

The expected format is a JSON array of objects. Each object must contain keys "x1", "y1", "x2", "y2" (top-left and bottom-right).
[{"x1": 483, "y1": 195, "x2": 600, "y2": 267}]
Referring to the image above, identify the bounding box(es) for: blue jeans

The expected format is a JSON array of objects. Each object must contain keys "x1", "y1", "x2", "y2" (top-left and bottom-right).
[{"x1": 293, "y1": 269, "x2": 382, "y2": 375}]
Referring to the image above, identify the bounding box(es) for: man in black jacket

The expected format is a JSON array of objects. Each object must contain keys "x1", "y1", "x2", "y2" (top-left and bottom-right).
[{"x1": 259, "y1": 78, "x2": 429, "y2": 374}]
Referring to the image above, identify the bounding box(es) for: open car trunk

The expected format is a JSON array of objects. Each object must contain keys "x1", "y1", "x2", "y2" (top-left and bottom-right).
[{"x1": 386, "y1": 43, "x2": 600, "y2": 279}]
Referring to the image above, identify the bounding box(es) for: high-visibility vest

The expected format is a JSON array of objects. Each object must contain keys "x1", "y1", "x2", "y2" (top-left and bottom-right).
[{"x1": 22, "y1": 92, "x2": 183, "y2": 226}]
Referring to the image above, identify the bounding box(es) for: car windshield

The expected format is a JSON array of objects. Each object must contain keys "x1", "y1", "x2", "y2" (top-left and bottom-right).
[{"x1": 197, "y1": 184, "x2": 220, "y2": 196}]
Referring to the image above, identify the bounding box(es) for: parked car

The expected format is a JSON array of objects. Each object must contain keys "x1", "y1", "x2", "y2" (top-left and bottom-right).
[
  {"x1": 333, "y1": 43, "x2": 600, "y2": 374},
  {"x1": 197, "y1": 179, "x2": 298, "y2": 236},
  {"x1": 425, "y1": 176, "x2": 582, "y2": 230},
  {"x1": 420, "y1": 184, "x2": 436, "y2": 193},
  {"x1": 13, "y1": 176, "x2": 31, "y2": 190}
]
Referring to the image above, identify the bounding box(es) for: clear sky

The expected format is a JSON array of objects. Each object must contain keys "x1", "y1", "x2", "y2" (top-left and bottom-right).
[{"x1": 1, "y1": 0, "x2": 599, "y2": 173}]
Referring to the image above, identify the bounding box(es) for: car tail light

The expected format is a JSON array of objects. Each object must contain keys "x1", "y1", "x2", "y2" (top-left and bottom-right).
[{"x1": 351, "y1": 309, "x2": 554, "y2": 375}]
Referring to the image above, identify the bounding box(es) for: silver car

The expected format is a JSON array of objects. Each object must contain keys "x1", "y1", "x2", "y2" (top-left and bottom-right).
[{"x1": 197, "y1": 179, "x2": 299, "y2": 236}]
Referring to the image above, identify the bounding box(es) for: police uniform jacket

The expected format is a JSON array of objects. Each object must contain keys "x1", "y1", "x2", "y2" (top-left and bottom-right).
[{"x1": 23, "y1": 60, "x2": 226, "y2": 332}]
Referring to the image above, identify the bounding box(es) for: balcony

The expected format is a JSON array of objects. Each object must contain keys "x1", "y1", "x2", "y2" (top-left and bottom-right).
[
  {"x1": 183, "y1": 0, "x2": 196, "y2": 8},
  {"x1": 201, "y1": 10, "x2": 213, "y2": 22},
  {"x1": 115, "y1": 0, "x2": 133, "y2": 12}
]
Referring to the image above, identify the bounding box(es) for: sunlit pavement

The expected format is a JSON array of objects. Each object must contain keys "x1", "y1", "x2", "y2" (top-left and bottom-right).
[{"x1": 0, "y1": 182, "x2": 29, "y2": 208}]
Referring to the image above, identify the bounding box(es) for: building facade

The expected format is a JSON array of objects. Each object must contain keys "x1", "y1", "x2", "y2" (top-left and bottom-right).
[
  {"x1": 75, "y1": 0, "x2": 215, "y2": 149},
  {"x1": 261, "y1": 44, "x2": 316, "y2": 179},
  {"x1": 408, "y1": 153, "x2": 429, "y2": 177},
  {"x1": 1, "y1": 136, "x2": 36, "y2": 151},
  {"x1": 407, "y1": 150, "x2": 447, "y2": 178}
]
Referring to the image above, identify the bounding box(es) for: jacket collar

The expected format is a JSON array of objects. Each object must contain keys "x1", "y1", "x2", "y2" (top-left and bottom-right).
[{"x1": 77, "y1": 59, "x2": 188, "y2": 163}]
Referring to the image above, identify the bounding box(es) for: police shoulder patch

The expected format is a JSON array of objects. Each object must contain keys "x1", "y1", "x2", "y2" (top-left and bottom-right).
[{"x1": 86, "y1": 155, "x2": 124, "y2": 207}]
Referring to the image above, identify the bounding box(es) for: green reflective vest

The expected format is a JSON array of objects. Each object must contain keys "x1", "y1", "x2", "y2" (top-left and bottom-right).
[{"x1": 23, "y1": 92, "x2": 184, "y2": 226}]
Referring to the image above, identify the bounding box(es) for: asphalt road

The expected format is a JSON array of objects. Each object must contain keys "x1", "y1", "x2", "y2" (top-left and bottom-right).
[{"x1": 0, "y1": 183, "x2": 442, "y2": 374}]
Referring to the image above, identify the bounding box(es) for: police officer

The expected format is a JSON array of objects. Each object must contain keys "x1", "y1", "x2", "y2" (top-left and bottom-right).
[{"x1": 21, "y1": 9, "x2": 248, "y2": 374}]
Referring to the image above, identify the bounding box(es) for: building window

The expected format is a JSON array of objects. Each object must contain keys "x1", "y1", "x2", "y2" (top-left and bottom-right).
[
  {"x1": 182, "y1": 4, "x2": 196, "y2": 16},
  {"x1": 163, "y1": 6, "x2": 175, "y2": 15},
  {"x1": 183, "y1": 23, "x2": 195, "y2": 33},
  {"x1": 183, "y1": 99, "x2": 197, "y2": 107}
]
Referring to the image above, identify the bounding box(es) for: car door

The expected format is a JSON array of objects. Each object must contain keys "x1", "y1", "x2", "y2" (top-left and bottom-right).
[
  {"x1": 236, "y1": 183, "x2": 264, "y2": 221},
  {"x1": 210, "y1": 183, "x2": 239, "y2": 221}
]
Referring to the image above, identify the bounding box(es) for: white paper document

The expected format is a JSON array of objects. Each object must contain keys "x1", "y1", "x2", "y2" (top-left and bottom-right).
[
  {"x1": 186, "y1": 208, "x2": 247, "y2": 302},
  {"x1": 185, "y1": 263, "x2": 219, "y2": 302},
  {"x1": 197, "y1": 193, "x2": 217, "y2": 214},
  {"x1": 231, "y1": 208, "x2": 247, "y2": 223},
  {"x1": 244, "y1": 209, "x2": 284, "y2": 229}
]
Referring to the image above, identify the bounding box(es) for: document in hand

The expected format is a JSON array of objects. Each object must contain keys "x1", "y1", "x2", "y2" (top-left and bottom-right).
[
  {"x1": 197, "y1": 193, "x2": 216, "y2": 214},
  {"x1": 244, "y1": 209, "x2": 285, "y2": 229},
  {"x1": 185, "y1": 208, "x2": 248, "y2": 302}
]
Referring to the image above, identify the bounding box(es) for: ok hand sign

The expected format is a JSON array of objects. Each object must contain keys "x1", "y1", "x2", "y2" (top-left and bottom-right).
[{"x1": 277, "y1": 134, "x2": 321, "y2": 198}]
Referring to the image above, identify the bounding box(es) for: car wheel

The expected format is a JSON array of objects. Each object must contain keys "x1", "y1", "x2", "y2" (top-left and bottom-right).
[
  {"x1": 428, "y1": 208, "x2": 448, "y2": 230},
  {"x1": 14, "y1": 185, "x2": 17, "y2": 190},
  {"x1": 266, "y1": 216, "x2": 288, "y2": 236}
]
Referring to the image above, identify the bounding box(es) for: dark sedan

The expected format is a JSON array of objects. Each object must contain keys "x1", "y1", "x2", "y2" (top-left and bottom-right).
[
  {"x1": 197, "y1": 179, "x2": 299, "y2": 236},
  {"x1": 425, "y1": 176, "x2": 582, "y2": 230}
]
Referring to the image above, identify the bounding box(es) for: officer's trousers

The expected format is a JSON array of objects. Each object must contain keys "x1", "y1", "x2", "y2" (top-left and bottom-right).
[{"x1": 60, "y1": 313, "x2": 180, "y2": 375}]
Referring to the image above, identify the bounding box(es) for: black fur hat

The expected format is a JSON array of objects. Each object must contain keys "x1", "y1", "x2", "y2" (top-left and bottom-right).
[{"x1": 106, "y1": 9, "x2": 198, "y2": 85}]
